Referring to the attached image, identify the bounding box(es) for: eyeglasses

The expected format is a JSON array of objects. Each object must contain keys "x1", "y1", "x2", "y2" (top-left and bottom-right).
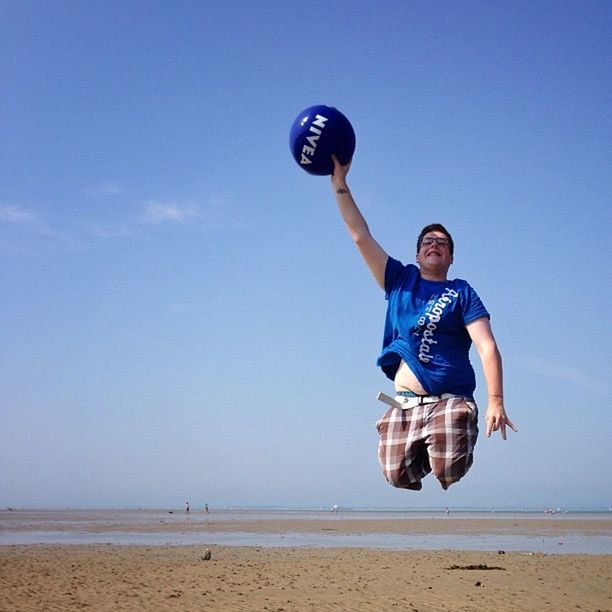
[{"x1": 421, "y1": 237, "x2": 449, "y2": 247}]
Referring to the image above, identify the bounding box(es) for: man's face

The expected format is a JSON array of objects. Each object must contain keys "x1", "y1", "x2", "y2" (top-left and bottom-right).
[{"x1": 416, "y1": 231, "x2": 454, "y2": 269}]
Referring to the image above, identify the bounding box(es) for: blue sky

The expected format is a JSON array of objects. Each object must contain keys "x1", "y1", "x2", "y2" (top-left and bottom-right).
[{"x1": 1, "y1": 1, "x2": 611, "y2": 511}]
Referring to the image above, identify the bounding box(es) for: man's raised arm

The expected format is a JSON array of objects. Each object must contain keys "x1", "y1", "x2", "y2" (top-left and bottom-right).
[{"x1": 331, "y1": 155, "x2": 389, "y2": 290}]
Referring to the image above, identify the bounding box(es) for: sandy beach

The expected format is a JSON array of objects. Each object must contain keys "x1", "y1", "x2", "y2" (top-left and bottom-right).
[
  {"x1": 1, "y1": 511, "x2": 611, "y2": 611},
  {"x1": 1, "y1": 544, "x2": 611, "y2": 611}
]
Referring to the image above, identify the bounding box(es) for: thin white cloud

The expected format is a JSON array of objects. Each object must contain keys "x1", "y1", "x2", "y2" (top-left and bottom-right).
[
  {"x1": 0, "y1": 204, "x2": 35, "y2": 223},
  {"x1": 0, "y1": 202, "x2": 93, "y2": 253},
  {"x1": 139, "y1": 201, "x2": 199, "y2": 224},
  {"x1": 3, "y1": 194, "x2": 224, "y2": 257},
  {"x1": 0, "y1": 219, "x2": 91, "y2": 254},
  {"x1": 511, "y1": 354, "x2": 610, "y2": 397}
]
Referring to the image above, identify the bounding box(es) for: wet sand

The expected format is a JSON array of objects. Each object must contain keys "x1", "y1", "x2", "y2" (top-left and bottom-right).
[{"x1": 3, "y1": 508, "x2": 611, "y2": 537}]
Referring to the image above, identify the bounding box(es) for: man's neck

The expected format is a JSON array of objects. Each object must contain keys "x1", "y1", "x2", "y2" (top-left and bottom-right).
[{"x1": 419, "y1": 266, "x2": 449, "y2": 282}]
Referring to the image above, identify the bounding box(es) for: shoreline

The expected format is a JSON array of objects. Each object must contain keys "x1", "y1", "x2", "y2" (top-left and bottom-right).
[
  {"x1": 3, "y1": 508, "x2": 612, "y2": 533},
  {"x1": 2, "y1": 509, "x2": 612, "y2": 555}
]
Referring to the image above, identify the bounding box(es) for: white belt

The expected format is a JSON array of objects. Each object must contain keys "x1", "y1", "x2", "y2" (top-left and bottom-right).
[{"x1": 377, "y1": 391, "x2": 457, "y2": 410}]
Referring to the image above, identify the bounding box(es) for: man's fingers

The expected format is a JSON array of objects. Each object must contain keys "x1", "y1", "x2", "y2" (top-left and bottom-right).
[
  {"x1": 487, "y1": 415, "x2": 518, "y2": 440},
  {"x1": 506, "y1": 418, "x2": 518, "y2": 432},
  {"x1": 331, "y1": 154, "x2": 351, "y2": 174}
]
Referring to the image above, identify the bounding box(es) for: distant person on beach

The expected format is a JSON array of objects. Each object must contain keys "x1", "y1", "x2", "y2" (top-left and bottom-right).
[
  {"x1": 330, "y1": 155, "x2": 517, "y2": 491},
  {"x1": 204, "y1": 504, "x2": 209, "y2": 514},
  {"x1": 185, "y1": 501, "x2": 190, "y2": 514}
]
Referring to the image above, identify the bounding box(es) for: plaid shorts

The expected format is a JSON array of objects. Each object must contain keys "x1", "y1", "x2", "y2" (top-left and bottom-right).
[{"x1": 376, "y1": 396, "x2": 478, "y2": 490}]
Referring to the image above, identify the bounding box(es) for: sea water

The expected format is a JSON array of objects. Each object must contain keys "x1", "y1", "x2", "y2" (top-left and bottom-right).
[{"x1": 1, "y1": 508, "x2": 610, "y2": 555}]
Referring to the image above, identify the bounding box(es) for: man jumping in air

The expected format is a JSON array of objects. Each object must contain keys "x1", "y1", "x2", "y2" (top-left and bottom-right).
[{"x1": 331, "y1": 155, "x2": 517, "y2": 490}]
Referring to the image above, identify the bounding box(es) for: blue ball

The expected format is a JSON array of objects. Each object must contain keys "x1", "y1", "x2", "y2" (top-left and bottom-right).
[{"x1": 289, "y1": 105, "x2": 356, "y2": 176}]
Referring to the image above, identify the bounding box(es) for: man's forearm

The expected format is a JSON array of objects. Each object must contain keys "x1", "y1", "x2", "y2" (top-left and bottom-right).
[
  {"x1": 481, "y1": 345, "x2": 504, "y2": 403},
  {"x1": 333, "y1": 183, "x2": 371, "y2": 243}
]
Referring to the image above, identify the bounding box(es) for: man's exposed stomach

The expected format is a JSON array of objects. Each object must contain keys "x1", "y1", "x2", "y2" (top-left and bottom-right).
[{"x1": 394, "y1": 359, "x2": 428, "y2": 394}]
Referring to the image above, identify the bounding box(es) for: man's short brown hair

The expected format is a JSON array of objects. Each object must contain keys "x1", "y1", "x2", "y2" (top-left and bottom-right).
[{"x1": 416, "y1": 223, "x2": 454, "y2": 255}]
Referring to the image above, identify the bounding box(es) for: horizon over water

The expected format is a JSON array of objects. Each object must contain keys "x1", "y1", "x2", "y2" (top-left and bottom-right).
[
  {"x1": 4, "y1": 504, "x2": 611, "y2": 513},
  {"x1": 2, "y1": 507, "x2": 611, "y2": 555}
]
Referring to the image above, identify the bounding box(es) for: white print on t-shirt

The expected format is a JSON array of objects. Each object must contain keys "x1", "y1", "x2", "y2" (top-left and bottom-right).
[{"x1": 416, "y1": 288, "x2": 459, "y2": 363}]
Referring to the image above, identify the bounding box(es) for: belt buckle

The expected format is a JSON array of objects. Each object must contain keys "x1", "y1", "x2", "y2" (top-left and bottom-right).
[{"x1": 399, "y1": 396, "x2": 419, "y2": 409}]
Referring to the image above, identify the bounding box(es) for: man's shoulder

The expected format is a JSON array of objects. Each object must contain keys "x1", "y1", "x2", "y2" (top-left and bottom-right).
[
  {"x1": 386, "y1": 259, "x2": 418, "y2": 283},
  {"x1": 387, "y1": 257, "x2": 418, "y2": 274},
  {"x1": 448, "y1": 276, "x2": 473, "y2": 290}
]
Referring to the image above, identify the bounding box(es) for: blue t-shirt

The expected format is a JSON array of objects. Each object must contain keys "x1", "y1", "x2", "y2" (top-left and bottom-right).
[{"x1": 377, "y1": 257, "x2": 490, "y2": 397}]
